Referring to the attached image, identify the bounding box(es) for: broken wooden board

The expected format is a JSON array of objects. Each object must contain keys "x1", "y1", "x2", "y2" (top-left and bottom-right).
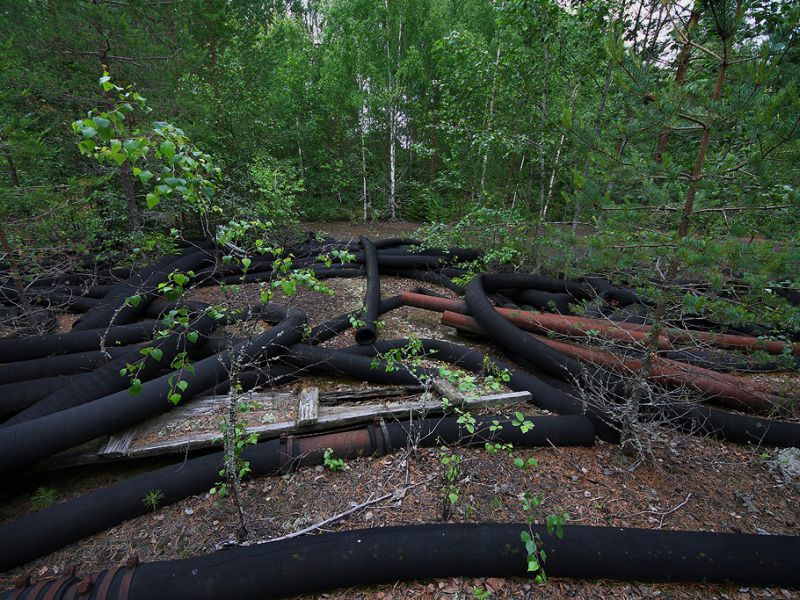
[
  {"x1": 27, "y1": 384, "x2": 530, "y2": 471},
  {"x1": 99, "y1": 383, "x2": 530, "y2": 461}
]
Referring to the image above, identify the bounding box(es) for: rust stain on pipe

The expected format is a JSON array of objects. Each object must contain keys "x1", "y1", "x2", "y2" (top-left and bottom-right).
[
  {"x1": 401, "y1": 292, "x2": 468, "y2": 314},
  {"x1": 294, "y1": 429, "x2": 373, "y2": 466}
]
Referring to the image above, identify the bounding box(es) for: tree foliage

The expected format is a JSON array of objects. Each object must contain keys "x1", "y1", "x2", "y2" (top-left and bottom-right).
[{"x1": 0, "y1": 0, "x2": 798, "y2": 327}]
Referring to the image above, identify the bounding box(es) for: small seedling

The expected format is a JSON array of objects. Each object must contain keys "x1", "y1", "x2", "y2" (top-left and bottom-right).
[
  {"x1": 31, "y1": 486, "x2": 57, "y2": 510},
  {"x1": 323, "y1": 448, "x2": 347, "y2": 472},
  {"x1": 472, "y1": 586, "x2": 493, "y2": 599},
  {"x1": 142, "y1": 489, "x2": 165, "y2": 511}
]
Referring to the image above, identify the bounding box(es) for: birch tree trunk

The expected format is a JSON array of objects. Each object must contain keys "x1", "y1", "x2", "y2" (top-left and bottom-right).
[{"x1": 480, "y1": 46, "x2": 502, "y2": 197}]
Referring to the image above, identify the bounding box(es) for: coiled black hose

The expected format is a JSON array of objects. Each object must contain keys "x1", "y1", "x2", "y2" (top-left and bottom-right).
[
  {"x1": 4, "y1": 523, "x2": 797, "y2": 598},
  {"x1": 0, "y1": 310, "x2": 306, "y2": 474},
  {"x1": 0, "y1": 320, "x2": 159, "y2": 363},
  {"x1": 72, "y1": 243, "x2": 213, "y2": 331},
  {"x1": 0, "y1": 414, "x2": 591, "y2": 572},
  {"x1": 2, "y1": 313, "x2": 220, "y2": 427},
  {"x1": 355, "y1": 236, "x2": 381, "y2": 345}
]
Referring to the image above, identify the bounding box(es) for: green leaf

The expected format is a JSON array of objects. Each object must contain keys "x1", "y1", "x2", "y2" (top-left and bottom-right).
[
  {"x1": 81, "y1": 126, "x2": 97, "y2": 138},
  {"x1": 159, "y1": 140, "x2": 176, "y2": 160},
  {"x1": 129, "y1": 379, "x2": 143, "y2": 396},
  {"x1": 126, "y1": 294, "x2": 141, "y2": 307},
  {"x1": 186, "y1": 331, "x2": 199, "y2": 344},
  {"x1": 123, "y1": 139, "x2": 139, "y2": 156},
  {"x1": 149, "y1": 348, "x2": 164, "y2": 362},
  {"x1": 138, "y1": 170, "x2": 154, "y2": 185},
  {"x1": 168, "y1": 392, "x2": 182, "y2": 405},
  {"x1": 78, "y1": 139, "x2": 95, "y2": 155},
  {"x1": 146, "y1": 193, "x2": 160, "y2": 209},
  {"x1": 176, "y1": 380, "x2": 189, "y2": 392}
]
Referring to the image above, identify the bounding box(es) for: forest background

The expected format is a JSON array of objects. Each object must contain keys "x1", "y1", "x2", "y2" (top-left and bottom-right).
[{"x1": 0, "y1": 0, "x2": 798, "y2": 331}]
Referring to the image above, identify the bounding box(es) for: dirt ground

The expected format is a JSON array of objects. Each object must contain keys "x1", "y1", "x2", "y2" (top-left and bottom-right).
[{"x1": 1, "y1": 222, "x2": 798, "y2": 599}]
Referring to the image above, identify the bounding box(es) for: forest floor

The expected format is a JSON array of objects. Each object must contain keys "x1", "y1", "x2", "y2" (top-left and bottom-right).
[{"x1": 1, "y1": 222, "x2": 798, "y2": 599}]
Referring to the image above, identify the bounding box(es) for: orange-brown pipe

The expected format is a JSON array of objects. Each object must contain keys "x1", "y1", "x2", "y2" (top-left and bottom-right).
[
  {"x1": 401, "y1": 291, "x2": 799, "y2": 356},
  {"x1": 495, "y1": 307, "x2": 673, "y2": 350},
  {"x1": 400, "y1": 292, "x2": 468, "y2": 314},
  {"x1": 401, "y1": 291, "x2": 667, "y2": 348},
  {"x1": 441, "y1": 311, "x2": 785, "y2": 414}
]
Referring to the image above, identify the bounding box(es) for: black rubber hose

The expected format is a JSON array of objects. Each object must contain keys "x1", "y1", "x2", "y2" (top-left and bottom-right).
[
  {"x1": 0, "y1": 310, "x2": 306, "y2": 474},
  {"x1": 465, "y1": 276, "x2": 619, "y2": 390},
  {"x1": 381, "y1": 269, "x2": 465, "y2": 294},
  {"x1": 6, "y1": 523, "x2": 797, "y2": 598},
  {"x1": 356, "y1": 236, "x2": 381, "y2": 345},
  {"x1": 195, "y1": 364, "x2": 299, "y2": 397},
  {"x1": 0, "y1": 320, "x2": 159, "y2": 363},
  {"x1": 583, "y1": 276, "x2": 639, "y2": 305},
  {"x1": 72, "y1": 244, "x2": 213, "y2": 331},
  {"x1": 0, "y1": 375, "x2": 81, "y2": 419},
  {"x1": 39, "y1": 292, "x2": 99, "y2": 313},
  {"x1": 373, "y1": 237, "x2": 420, "y2": 249},
  {"x1": 213, "y1": 266, "x2": 365, "y2": 286},
  {"x1": 664, "y1": 401, "x2": 800, "y2": 448},
  {"x1": 465, "y1": 276, "x2": 623, "y2": 438},
  {"x1": 125, "y1": 524, "x2": 800, "y2": 595},
  {"x1": 69, "y1": 252, "x2": 182, "y2": 330},
  {"x1": 0, "y1": 346, "x2": 138, "y2": 385},
  {"x1": 2, "y1": 314, "x2": 220, "y2": 427},
  {"x1": 0, "y1": 415, "x2": 588, "y2": 572},
  {"x1": 514, "y1": 289, "x2": 573, "y2": 314},
  {"x1": 308, "y1": 294, "x2": 406, "y2": 345},
  {"x1": 485, "y1": 273, "x2": 594, "y2": 299},
  {"x1": 0, "y1": 307, "x2": 58, "y2": 335},
  {"x1": 467, "y1": 275, "x2": 800, "y2": 447},
  {"x1": 377, "y1": 246, "x2": 482, "y2": 262},
  {"x1": 372, "y1": 254, "x2": 449, "y2": 269},
  {"x1": 282, "y1": 344, "x2": 433, "y2": 385}
]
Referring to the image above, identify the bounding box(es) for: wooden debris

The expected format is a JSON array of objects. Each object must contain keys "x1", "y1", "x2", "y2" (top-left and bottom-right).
[
  {"x1": 296, "y1": 387, "x2": 319, "y2": 427},
  {"x1": 34, "y1": 383, "x2": 531, "y2": 470}
]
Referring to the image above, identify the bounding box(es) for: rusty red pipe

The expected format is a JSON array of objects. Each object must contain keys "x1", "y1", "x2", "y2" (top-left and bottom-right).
[
  {"x1": 401, "y1": 291, "x2": 799, "y2": 356},
  {"x1": 441, "y1": 311, "x2": 785, "y2": 414}
]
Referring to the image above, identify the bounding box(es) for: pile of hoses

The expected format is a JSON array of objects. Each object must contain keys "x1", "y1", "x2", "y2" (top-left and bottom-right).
[{"x1": 1, "y1": 233, "x2": 799, "y2": 596}]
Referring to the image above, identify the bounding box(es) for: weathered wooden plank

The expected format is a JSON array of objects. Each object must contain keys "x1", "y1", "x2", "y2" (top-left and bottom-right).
[
  {"x1": 117, "y1": 389, "x2": 531, "y2": 460},
  {"x1": 97, "y1": 427, "x2": 139, "y2": 458},
  {"x1": 317, "y1": 385, "x2": 423, "y2": 405},
  {"x1": 432, "y1": 379, "x2": 466, "y2": 405},
  {"x1": 297, "y1": 387, "x2": 319, "y2": 427},
  {"x1": 103, "y1": 387, "x2": 422, "y2": 458},
  {"x1": 58, "y1": 378, "x2": 534, "y2": 469}
]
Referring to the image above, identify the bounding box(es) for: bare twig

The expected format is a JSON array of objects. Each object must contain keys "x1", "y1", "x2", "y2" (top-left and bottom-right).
[{"x1": 240, "y1": 476, "x2": 437, "y2": 547}]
